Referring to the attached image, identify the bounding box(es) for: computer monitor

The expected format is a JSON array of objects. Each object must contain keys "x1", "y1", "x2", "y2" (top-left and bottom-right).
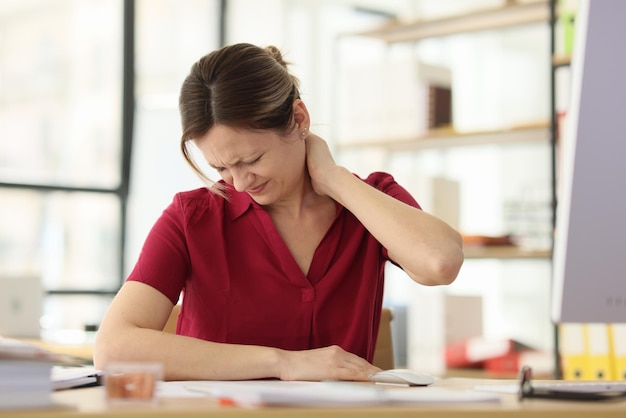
[{"x1": 551, "y1": 0, "x2": 626, "y2": 324}]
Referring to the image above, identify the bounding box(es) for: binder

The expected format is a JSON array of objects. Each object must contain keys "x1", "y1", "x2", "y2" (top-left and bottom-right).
[
  {"x1": 445, "y1": 337, "x2": 529, "y2": 369},
  {"x1": 484, "y1": 349, "x2": 554, "y2": 377},
  {"x1": 584, "y1": 323, "x2": 613, "y2": 380},
  {"x1": 559, "y1": 0, "x2": 578, "y2": 55},
  {"x1": 608, "y1": 323, "x2": 626, "y2": 381},
  {"x1": 559, "y1": 323, "x2": 592, "y2": 380}
]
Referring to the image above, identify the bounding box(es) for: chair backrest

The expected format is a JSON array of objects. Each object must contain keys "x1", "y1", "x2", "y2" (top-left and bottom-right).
[
  {"x1": 163, "y1": 305, "x2": 394, "y2": 369},
  {"x1": 373, "y1": 307, "x2": 395, "y2": 370},
  {"x1": 162, "y1": 304, "x2": 180, "y2": 334}
]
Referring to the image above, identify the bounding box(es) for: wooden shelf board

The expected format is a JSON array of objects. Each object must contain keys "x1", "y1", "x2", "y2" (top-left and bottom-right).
[
  {"x1": 552, "y1": 54, "x2": 572, "y2": 67},
  {"x1": 343, "y1": 0, "x2": 549, "y2": 44},
  {"x1": 337, "y1": 124, "x2": 550, "y2": 152},
  {"x1": 464, "y1": 245, "x2": 551, "y2": 260}
]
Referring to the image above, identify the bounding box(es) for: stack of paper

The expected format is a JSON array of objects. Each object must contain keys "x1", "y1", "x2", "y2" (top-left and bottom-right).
[
  {"x1": 52, "y1": 366, "x2": 102, "y2": 390},
  {"x1": 0, "y1": 336, "x2": 55, "y2": 410}
]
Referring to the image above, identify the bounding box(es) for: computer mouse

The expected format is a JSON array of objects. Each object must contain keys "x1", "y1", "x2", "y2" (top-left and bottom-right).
[{"x1": 368, "y1": 369, "x2": 435, "y2": 386}]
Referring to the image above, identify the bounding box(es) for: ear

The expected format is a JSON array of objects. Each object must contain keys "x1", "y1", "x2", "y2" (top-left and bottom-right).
[{"x1": 292, "y1": 99, "x2": 310, "y2": 131}]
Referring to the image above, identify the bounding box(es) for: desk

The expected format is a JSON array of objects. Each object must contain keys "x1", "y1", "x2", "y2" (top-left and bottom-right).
[
  {"x1": 3, "y1": 378, "x2": 626, "y2": 418},
  {"x1": 22, "y1": 339, "x2": 93, "y2": 363}
]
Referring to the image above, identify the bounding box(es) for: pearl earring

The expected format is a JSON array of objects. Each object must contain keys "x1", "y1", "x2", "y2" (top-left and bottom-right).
[{"x1": 301, "y1": 128, "x2": 308, "y2": 138}]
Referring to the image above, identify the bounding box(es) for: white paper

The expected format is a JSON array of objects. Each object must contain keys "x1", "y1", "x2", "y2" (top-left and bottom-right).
[
  {"x1": 474, "y1": 384, "x2": 519, "y2": 394},
  {"x1": 157, "y1": 381, "x2": 210, "y2": 398},
  {"x1": 182, "y1": 380, "x2": 501, "y2": 406}
]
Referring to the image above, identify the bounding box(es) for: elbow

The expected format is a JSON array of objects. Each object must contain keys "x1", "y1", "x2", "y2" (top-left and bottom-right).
[
  {"x1": 419, "y1": 246, "x2": 464, "y2": 286},
  {"x1": 92, "y1": 341, "x2": 107, "y2": 371},
  {"x1": 93, "y1": 330, "x2": 127, "y2": 370},
  {"x1": 93, "y1": 354, "x2": 107, "y2": 372},
  {"x1": 427, "y1": 228, "x2": 464, "y2": 285},
  {"x1": 436, "y1": 232, "x2": 465, "y2": 284},
  {"x1": 434, "y1": 248, "x2": 464, "y2": 285},
  {"x1": 92, "y1": 332, "x2": 112, "y2": 370}
]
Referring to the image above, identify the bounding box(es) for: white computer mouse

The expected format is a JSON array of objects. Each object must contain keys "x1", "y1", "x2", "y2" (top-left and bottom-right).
[{"x1": 368, "y1": 369, "x2": 435, "y2": 386}]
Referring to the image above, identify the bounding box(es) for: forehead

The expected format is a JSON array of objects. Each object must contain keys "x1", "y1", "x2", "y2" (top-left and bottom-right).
[{"x1": 197, "y1": 125, "x2": 278, "y2": 165}]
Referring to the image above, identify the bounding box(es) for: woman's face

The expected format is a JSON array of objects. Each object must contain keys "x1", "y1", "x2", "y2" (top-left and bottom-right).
[{"x1": 196, "y1": 124, "x2": 306, "y2": 205}]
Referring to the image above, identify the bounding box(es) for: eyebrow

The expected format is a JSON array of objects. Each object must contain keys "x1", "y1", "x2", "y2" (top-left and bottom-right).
[{"x1": 208, "y1": 155, "x2": 259, "y2": 170}]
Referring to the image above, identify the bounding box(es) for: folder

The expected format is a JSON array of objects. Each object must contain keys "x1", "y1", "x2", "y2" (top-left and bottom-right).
[
  {"x1": 608, "y1": 323, "x2": 626, "y2": 381},
  {"x1": 445, "y1": 337, "x2": 530, "y2": 369},
  {"x1": 584, "y1": 323, "x2": 613, "y2": 380},
  {"x1": 559, "y1": 323, "x2": 592, "y2": 380},
  {"x1": 484, "y1": 349, "x2": 554, "y2": 377}
]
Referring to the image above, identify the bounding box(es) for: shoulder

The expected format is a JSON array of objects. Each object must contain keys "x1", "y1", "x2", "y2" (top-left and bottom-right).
[
  {"x1": 358, "y1": 171, "x2": 421, "y2": 209},
  {"x1": 168, "y1": 184, "x2": 252, "y2": 221},
  {"x1": 169, "y1": 187, "x2": 220, "y2": 213},
  {"x1": 174, "y1": 187, "x2": 219, "y2": 204},
  {"x1": 358, "y1": 171, "x2": 397, "y2": 189}
]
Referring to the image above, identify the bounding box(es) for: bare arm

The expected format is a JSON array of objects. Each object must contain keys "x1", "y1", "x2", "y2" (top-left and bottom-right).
[
  {"x1": 305, "y1": 133, "x2": 464, "y2": 286},
  {"x1": 94, "y1": 281, "x2": 380, "y2": 381}
]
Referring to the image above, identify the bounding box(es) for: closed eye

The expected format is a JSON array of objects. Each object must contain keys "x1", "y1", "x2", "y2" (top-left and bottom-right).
[
  {"x1": 210, "y1": 155, "x2": 261, "y2": 173},
  {"x1": 209, "y1": 162, "x2": 226, "y2": 173},
  {"x1": 244, "y1": 155, "x2": 262, "y2": 166}
]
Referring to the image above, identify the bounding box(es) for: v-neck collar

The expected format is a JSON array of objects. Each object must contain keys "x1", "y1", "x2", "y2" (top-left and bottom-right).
[{"x1": 242, "y1": 196, "x2": 345, "y2": 286}]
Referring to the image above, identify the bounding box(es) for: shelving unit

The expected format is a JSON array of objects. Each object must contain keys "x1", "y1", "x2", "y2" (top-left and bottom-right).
[
  {"x1": 336, "y1": 1, "x2": 553, "y2": 262},
  {"x1": 347, "y1": 0, "x2": 549, "y2": 43},
  {"x1": 335, "y1": 1, "x2": 555, "y2": 373}
]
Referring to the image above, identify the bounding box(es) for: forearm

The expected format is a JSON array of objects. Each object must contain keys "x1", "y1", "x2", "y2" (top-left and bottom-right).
[
  {"x1": 328, "y1": 168, "x2": 463, "y2": 285},
  {"x1": 94, "y1": 326, "x2": 379, "y2": 382},
  {"x1": 94, "y1": 327, "x2": 281, "y2": 381}
]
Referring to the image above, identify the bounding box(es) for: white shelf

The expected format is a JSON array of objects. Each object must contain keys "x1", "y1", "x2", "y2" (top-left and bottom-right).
[
  {"x1": 337, "y1": 124, "x2": 550, "y2": 152},
  {"x1": 343, "y1": 0, "x2": 549, "y2": 44}
]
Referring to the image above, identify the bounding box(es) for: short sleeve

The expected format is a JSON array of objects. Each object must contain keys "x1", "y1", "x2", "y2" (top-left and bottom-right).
[{"x1": 126, "y1": 194, "x2": 191, "y2": 304}]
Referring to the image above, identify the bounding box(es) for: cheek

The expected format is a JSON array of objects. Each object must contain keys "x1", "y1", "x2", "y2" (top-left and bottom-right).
[
  {"x1": 281, "y1": 140, "x2": 305, "y2": 165},
  {"x1": 285, "y1": 148, "x2": 306, "y2": 172},
  {"x1": 254, "y1": 142, "x2": 305, "y2": 181}
]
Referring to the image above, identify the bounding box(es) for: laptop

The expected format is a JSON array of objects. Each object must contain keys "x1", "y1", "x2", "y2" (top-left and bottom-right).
[{"x1": 0, "y1": 275, "x2": 43, "y2": 338}]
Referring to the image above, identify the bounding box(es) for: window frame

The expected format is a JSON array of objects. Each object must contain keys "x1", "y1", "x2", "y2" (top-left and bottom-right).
[{"x1": 0, "y1": 0, "x2": 226, "y2": 297}]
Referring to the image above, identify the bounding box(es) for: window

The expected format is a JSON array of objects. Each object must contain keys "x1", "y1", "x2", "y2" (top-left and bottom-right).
[{"x1": 0, "y1": 0, "x2": 220, "y2": 335}]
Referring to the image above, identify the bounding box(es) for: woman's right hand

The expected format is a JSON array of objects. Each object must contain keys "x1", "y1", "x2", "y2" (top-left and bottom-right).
[{"x1": 277, "y1": 345, "x2": 381, "y2": 382}]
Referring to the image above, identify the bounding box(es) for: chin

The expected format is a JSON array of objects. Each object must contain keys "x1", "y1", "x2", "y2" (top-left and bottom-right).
[{"x1": 247, "y1": 193, "x2": 274, "y2": 206}]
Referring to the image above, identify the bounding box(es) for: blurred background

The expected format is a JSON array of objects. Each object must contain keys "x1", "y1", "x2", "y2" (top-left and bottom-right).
[{"x1": 0, "y1": 0, "x2": 558, "y2": 373}]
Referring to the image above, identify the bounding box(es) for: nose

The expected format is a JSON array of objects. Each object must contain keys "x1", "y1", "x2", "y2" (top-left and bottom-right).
[{"x1": 231, "y1": 168, "x2": 253, "y2": 192}]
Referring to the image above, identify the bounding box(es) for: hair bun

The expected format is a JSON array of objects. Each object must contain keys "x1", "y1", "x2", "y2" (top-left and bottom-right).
[{"x1": 265, "y1": 45, "x2": 288, "y2": 67}]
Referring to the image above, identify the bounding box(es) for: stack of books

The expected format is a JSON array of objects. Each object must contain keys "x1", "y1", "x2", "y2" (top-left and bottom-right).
[{"x1": 0, "y1": 336, "x2": 55, "y2": 410}]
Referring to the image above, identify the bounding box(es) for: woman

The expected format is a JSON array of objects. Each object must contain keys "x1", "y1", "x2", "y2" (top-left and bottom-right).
[{"x1": 94, "y1": 43, "x2": 463, "y2": 381}]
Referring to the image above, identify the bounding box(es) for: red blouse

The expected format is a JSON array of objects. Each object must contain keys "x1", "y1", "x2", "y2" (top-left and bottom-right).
[{"x1": 127, "y1": 172, "x2": 420, "y2": 362}]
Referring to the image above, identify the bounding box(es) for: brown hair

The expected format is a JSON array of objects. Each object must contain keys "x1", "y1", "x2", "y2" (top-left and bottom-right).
[{"x1": 179, "y1": 43, "x2": 301, "y2": 191}]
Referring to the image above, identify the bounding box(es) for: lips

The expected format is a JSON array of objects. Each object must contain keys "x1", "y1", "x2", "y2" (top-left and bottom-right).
[{"x1": 247, "y1": 181, "x2": 267, "y2": 194}]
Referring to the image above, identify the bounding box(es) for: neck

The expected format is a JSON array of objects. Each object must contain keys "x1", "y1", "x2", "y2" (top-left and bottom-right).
[{"x1": 266, "y1": 175, "x2": 330, "y2": 220}]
